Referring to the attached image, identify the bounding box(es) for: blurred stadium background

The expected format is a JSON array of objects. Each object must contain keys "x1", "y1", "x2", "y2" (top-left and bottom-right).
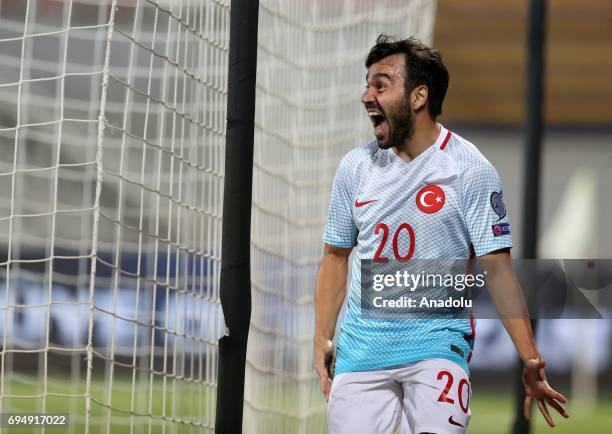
[{"x1": 0, "y1": 0, "x2": 610, "y2": 433}]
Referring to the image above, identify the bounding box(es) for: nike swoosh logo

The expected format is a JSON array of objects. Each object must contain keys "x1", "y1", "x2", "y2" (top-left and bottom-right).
[
  {"x1": 448, "y1": 416, "x2": 465, "y2": 428},
  {"x1": 354, "y1": 199, "x2": 377, "y2": 208}
]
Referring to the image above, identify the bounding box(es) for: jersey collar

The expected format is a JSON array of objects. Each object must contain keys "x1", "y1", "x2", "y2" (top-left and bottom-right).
[{"x1": 433, "y1": 124, "x2": 452, "y2": 151}]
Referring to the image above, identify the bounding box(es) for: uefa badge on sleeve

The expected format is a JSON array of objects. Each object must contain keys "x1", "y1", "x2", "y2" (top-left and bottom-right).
[{"x1": 490, "y1": 191, "x2": 506, "y2": 220}]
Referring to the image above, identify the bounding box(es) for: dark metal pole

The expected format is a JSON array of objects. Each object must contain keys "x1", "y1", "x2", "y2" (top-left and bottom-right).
[
  {"x1": 215, "y1": 1, "x2": 259, "y2": 433},
  {"x1": 513, "y1": 1, "x2": 546, "y2": 433}
]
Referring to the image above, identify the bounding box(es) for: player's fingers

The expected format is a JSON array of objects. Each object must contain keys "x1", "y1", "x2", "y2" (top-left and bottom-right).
[
  {"x1": 314, "y1": 360, "x2": 325, "y2": 379},
  {"x1": 543, "y1": 385, "x2": 568, "y2": 404},
  {"x1": 537, "y1": 399, "x2": 555, "y2": 427},
  {"x1": 545, "y1": 396, "x2": 570, "y2": 418},
  {"x1": 523, "y1": 396, "x2": 532, "y2": 421},
  {"x1": 320, "y1": 375, "x2": 330, "y2": 401},
  {"x1": 325, "y1": 377, "x2": 333, "y2": 401},
  {"x1": 315, "y1": 358, "x2": 332, "y2": 401},
  {"x1": 315, "y1": 363, "x2": 329, "y2": 392}
]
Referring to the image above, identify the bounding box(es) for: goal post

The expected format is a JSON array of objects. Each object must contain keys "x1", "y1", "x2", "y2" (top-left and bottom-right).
[{"x1": 215, "y1": 1, "x2": 259, "y2": 433}]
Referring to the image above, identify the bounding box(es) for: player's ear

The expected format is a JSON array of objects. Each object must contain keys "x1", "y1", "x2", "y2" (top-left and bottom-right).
[{"x1": 411, "y1": 85, "x2": 428, "y2": 112}]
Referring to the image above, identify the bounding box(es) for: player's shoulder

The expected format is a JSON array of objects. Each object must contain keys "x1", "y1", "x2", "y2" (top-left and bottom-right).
[
  {"x1": 342, "y1": 139, "x2": 379, "y2": 163},
  {"x1": 336, "y1": 139, "x2": 381, "y2": 175},
  {"x1": 443, "y1": 129, "x2": 499, "y2": 177}
]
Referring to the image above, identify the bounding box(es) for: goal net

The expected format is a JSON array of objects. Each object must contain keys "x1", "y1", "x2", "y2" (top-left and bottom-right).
[
  {"x1": 0, "y1": 0, "x2": 436, "y2": 432},
  {"x1": 247, "y1": 1, "x2": 436, "y2": 433},
  {"x1": 0, "y1": 0, "x2": 227, "y2": 432}
]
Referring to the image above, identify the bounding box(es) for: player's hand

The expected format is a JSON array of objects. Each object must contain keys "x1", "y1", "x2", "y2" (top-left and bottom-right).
[
  {"x1": 522, "y1": 358, "x2": 570, "y2": 427},
  {"x1": 314, "y1": 337, "x2": 335, "y2": 401}
]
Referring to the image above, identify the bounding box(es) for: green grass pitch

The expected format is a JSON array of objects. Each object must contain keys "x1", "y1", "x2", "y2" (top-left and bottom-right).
[{"x1": 1, "y1": 374, "x2": 610, "y2": 433}]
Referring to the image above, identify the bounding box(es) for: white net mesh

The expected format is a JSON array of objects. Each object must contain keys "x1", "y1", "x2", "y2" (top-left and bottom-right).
[
  {"x1": 247, "y1": 1, "x2": 437, "y2": 433},
  {"x1": 0, "y1": 0, "x2": 228, "y2": 432},
  {"x1": 0, "y1": 0, "x2": 437, "y2": 431}
]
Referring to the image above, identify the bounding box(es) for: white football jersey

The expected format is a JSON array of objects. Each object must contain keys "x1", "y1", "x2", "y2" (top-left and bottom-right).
[{"x1": 323, "y1": 125, "x2": 512, "y2": 375}]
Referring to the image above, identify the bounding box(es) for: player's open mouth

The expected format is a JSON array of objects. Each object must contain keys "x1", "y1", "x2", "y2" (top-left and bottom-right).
[{"x1": 368, "y1": 110, "x2": 388, "y2": 139}]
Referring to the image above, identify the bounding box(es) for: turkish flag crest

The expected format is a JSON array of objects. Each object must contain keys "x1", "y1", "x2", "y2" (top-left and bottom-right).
[{"x1": 416, "y1": 184, "x2": 445, "y2": 214}]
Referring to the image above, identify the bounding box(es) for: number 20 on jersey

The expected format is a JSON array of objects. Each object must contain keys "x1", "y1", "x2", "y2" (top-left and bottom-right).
[{"x1": 373, "y1": 223, "x2": 415, "y2": 263}]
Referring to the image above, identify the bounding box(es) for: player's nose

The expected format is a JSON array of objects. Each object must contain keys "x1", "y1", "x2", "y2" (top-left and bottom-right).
[{"x1": 361, "y1": 87, "x2": 375, "y2": 105}]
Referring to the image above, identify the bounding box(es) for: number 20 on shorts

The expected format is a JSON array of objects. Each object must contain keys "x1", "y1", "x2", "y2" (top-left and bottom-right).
[{"x1": 437, "y1": 370, "x2": 471, "y2": 413}]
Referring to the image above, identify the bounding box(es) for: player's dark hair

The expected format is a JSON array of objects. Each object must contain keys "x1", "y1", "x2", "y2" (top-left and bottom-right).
[{"x1": 365, "y1": 34, "x2": 449, "y2": 119}]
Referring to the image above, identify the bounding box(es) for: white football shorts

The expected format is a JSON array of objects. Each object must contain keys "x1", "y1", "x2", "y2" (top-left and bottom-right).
[{"x1": 327, "y1": 358, "x2": 471, "y2": 434}]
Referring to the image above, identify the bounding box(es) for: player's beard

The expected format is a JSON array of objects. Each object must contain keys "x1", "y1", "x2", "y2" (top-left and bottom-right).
[{"x1": 376, "y1": 97, "x2": 415, "y2": 151}]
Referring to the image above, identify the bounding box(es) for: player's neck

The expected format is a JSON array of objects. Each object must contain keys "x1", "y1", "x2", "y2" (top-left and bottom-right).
[{"x1": 393, "y1": 119, "x2": 441, "y2": 163}]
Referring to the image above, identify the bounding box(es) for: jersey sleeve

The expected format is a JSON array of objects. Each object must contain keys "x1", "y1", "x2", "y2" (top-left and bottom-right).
[
  {"x1": 322, "y1": 153, "x2": 358, "y2": 248},
  {"x1": 462, "y1": 161, "x2": 513, "y2": 257}
]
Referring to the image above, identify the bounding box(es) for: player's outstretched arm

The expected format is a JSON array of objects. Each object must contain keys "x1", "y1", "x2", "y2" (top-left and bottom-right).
[
  {"x1": 314, "y1": 243, "x2": 352, "y2": 401},
  {"x1": 479, "y1": 250, "x2": 570, "y2": 427}
]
